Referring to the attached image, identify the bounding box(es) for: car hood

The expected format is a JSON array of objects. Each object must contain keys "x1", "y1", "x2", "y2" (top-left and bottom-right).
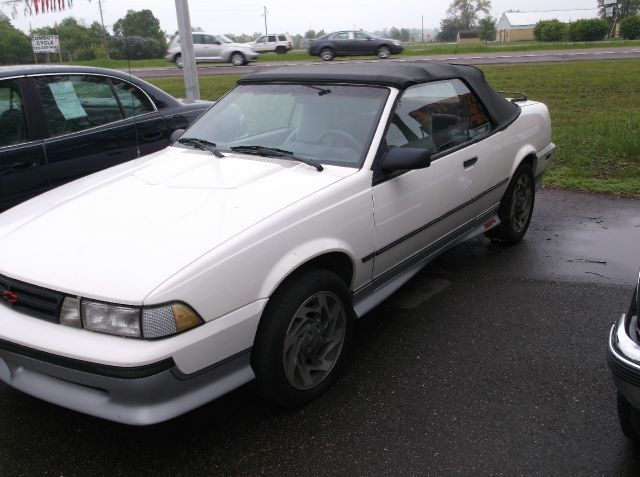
[
  {"x1": 229, "y1": 42, "x2": 253, "y2": 50},
  {"x1": 0, "y1": 148, "x2": 354, "y2": 304}
]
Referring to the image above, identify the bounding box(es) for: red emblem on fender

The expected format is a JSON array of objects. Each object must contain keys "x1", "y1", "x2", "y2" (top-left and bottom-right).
[{"x1": 1, "y1": 290, "x2": 17, "y2": 304}]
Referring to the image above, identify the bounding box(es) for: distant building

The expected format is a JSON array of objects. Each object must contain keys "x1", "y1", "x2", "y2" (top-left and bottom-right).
[
  {"x1": 496, "y1": 9, "x2": 600, "y2": 42},
  {"x1": 457, "y1": 30, "x2": 481, "y2": 44}
]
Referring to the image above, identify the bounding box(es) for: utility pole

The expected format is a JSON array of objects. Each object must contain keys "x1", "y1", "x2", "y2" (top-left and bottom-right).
[
  {"x1": 262, "y1": 6, "x2": 268, "y2": 35},
  {"x1": 175, "y1": 0, "x2": 200, "y2": 102},
  {"x1": 97, "y1": 0, "x2": 110, "y2": 60}
]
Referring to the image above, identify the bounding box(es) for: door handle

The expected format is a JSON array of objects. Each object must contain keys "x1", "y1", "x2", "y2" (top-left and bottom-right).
[{"x1": 463, "y1": 157, "x2": 478, "y2": 168}]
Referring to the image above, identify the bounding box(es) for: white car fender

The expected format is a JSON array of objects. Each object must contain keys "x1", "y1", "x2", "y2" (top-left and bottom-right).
[
  {"x1": 257, "y1": 238, "x2": 361, "y2": 300},
  {"x1": 510, "y1": 143, "x2": 539, "y2": 178}
]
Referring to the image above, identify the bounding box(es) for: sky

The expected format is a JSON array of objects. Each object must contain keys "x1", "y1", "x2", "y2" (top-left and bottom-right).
[{"x1": 5, "y1": 0, "x2": 599, "y2": 36}]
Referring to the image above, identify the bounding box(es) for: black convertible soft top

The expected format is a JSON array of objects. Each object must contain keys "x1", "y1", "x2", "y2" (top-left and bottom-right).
[{"x1": 238, "y1": 62, "x2": 519, "y2": 127}]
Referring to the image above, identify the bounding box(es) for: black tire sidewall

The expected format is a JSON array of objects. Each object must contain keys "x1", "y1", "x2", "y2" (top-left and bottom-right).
[
  {"x1": 251, "y1": 269, "x2": 354, "y2": 407},
  {"x1": 488, "y1": 163, "x2": 535, "y2": 244}
]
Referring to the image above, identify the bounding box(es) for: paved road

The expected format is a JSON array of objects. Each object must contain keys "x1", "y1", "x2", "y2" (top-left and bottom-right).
[
  {"x1": 1, "y1": 188, "x2": 639, "y2": 476},
  {"x1": 131, "y1": 46, "x2": 640, "y2": 78}
]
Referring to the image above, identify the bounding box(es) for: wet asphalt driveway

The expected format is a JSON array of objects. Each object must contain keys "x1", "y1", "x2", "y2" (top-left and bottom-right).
[{"x1": 1, "y1": 188, "x2": 639, "y2": 476}]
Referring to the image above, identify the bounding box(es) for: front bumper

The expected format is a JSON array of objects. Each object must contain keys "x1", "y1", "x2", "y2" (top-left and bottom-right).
[
  {"x1": 0, "y1": 342, "x2": 253, "y2": 425},
  {"x1": 0, "y1": 298, "x2": 266, "y2": 424},
  {"x1": 608, "y1": 313, "x2": 640, "y2": 409}
]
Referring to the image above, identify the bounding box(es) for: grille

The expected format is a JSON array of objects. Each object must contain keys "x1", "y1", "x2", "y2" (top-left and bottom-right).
[{"x1": 0, "y1": 274, "x2": 64, "y2": 323}]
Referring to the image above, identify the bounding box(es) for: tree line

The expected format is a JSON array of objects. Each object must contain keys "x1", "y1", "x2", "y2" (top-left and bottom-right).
[
  {"x1": 2, "y1": 1, "x2": 640, "y2": 65},
  {"x1": 0, "y1": 9, "x2": 166, "y2": 64}
]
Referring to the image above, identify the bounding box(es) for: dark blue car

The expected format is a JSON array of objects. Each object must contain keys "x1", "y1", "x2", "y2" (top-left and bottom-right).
[
  {"x1": 0, "y1": 65, "x2": 210, "y2": 211},
  {"x1": 308, "y1": 31, "x2": 404, "y2": 61}
]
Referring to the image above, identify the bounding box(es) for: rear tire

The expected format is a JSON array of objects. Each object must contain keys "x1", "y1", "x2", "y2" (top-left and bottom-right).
[
  {"x1": 486, "y1": 163, "x2": 535, "y2": 245},
  {"x1": 275, "y1": 46, "x2": 287, "y2": 54},
  {"x1": 320, "y1": 48, "x2": 335, "y2": 61},
  {"x1": 251, "y1": 269, "x2": 354, "y2": 407}
]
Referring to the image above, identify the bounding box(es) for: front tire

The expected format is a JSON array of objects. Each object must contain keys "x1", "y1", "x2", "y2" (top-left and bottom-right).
[
  {"x1": 275, "y1": 46, "x2": 287, "y2": 54},
  {"x1": 320, "y1": 47, "x2": 335, "y2": 61},
  {"x1": 377, "y1": 45, "x2": 391, "y2": 58},
  {"x1": 230, "y1": 52, "x2": 246, "y2": 66},
  {"x1": 618, "y1": 392, "x2": 640, "y2": 443},
  {"x1": 486, "y1": 163, "x2": 535, "y2": 244},
  {"x1": 251, "y1": 269, "x2": 354, "y2": 407},
  {"x1": 174, "y1": 54, "x2": 183, "y2": 68}
]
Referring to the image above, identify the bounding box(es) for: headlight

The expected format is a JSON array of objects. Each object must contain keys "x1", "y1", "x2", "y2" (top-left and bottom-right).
[{"x1": 60, "y1": 297, "x2": 202, "y2": 339}]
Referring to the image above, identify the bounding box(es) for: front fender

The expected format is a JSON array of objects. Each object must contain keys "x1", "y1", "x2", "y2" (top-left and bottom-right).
[{"x1": 258, "y1": 239, "x2": 361, "y2": 299}]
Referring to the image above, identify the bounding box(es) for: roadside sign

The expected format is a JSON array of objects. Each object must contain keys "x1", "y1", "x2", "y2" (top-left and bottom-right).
[{"x1": 31, "y1": 35, "x2": 60, "y2": 54}]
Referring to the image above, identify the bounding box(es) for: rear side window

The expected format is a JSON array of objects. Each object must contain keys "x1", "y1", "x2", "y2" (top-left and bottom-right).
[
  {"x1": 112, "y1": 80, "x2": 155, "y2": 118},
  {"x1": 385, "y1": 79, "x2": 491, "y2": 153},
  {"x1": 35, "y1": 75, "x2": 124, "y2": 137},
  {"x1": 0, "y1": 80, "x2": 28, "y2": 148},
  {"x1": 277, "y1": 35, "x2": 287, "y2": 41}
]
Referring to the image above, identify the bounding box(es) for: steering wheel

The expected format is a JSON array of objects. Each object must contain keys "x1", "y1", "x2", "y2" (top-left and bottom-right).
[{"x1": 318, "y1": 130, "x2": 361, "y2": 151}]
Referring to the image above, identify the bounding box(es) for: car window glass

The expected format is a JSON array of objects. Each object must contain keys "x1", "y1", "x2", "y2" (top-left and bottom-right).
[
  {"x1": 0, "y1": 79, "x2": 28, "y2": 148},
  {"x1": 385, "y1": 79, "x2": 491, "y2": 154},
  {"x1": 192, "y1": 34, "x2": 204, "y2": 44},
  {"x1": 277, "y1": 35, "x2": 286, "y2": 41},
  {"x1": 35, "y1": 75, "x2": 124, "y2": 137},
  {"x1": 268, "y1": 35, "x2": 276, "y2": 42},
  {"x1": 333, "y1": 32, "x2": 349, "y2": 40},
  {"x1": 112, "y1": 80, "x2": 154, "y2": 118},
  {"x1": 354, "y1": 32, "x2": 369, "y2": 40},
  {"x1": 203, "y1": 35, "x2": 218, "y2": 44},
  {"x1": 257, "y1": 36, "x2": 266, "y2": 43}
]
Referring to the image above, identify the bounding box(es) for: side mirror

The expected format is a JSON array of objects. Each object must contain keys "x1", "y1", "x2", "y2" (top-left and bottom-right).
[
  {"x1": 169, "y1": 128, "x2": 185, "y2": 144},
  {"x1": 381, "y1": 147, "x2": 431, "y2": 171}
]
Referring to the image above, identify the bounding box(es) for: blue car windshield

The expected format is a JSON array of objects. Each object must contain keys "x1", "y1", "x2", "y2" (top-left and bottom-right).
[{"x1": 179, "y1": 83, "x2": 389, "y2": 168}]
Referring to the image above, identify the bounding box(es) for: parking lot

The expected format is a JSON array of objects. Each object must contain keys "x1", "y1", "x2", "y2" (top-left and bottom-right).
[{"x1": 0, "y1": 188, "x2": 638, "y2": 476}]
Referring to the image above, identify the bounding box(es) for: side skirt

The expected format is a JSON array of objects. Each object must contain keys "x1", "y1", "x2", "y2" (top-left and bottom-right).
[{"x1": 352, "y1": 203, "x2": 500, "y2": 318}]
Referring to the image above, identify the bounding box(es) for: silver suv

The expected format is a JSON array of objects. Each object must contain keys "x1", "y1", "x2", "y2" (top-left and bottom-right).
[
  {"x1": 245, "y1": 34, "x2": 293, "y2": 54},
  {"x1": 165, "y1": 33, "x2": 259, "y2": 67}
]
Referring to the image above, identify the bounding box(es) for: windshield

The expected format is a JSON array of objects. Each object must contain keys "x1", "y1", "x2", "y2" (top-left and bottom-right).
[{"x1": 179, "y1": 84, "x2": 389, "y2": 168}]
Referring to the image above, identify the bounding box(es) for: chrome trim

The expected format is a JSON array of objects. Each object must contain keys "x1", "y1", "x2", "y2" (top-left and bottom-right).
[
  {"x1": 0, "y1": 139, "x2": 43, "y2": 151},
  {"x1": 0, "y1": 74, "x2": 27, "y2": 81},
  {"x1": 610, "y1": 313, "x2": 640, "y2": 371}
]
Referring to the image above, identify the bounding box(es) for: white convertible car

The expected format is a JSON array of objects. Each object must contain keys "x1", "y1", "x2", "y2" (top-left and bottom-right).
[{"x1": 0, "y1": 63, "x2": 554, "y2": 424}]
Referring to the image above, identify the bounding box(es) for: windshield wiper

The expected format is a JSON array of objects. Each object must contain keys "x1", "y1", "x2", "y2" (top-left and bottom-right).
[
  {"x1": 230, "y1": 145, "x2": 323, "y2": 172},
  {"x1": 177, "y1": 137, "x2": 225, "y2": 158}
]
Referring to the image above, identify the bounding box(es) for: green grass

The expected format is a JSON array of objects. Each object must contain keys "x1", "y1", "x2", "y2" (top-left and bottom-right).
[
  {"x1": 402, "y1": 38, "x2": 640, "y2": 56},
  {"x1": 146, "y1": 60, "x2": 640, "y2": 197},
  {"x1": 148, "y1": 75, "x2": 240, "y2": 101},
  {"x1": 481, "y1": 61, "x2": 640, "y2": 197}
]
